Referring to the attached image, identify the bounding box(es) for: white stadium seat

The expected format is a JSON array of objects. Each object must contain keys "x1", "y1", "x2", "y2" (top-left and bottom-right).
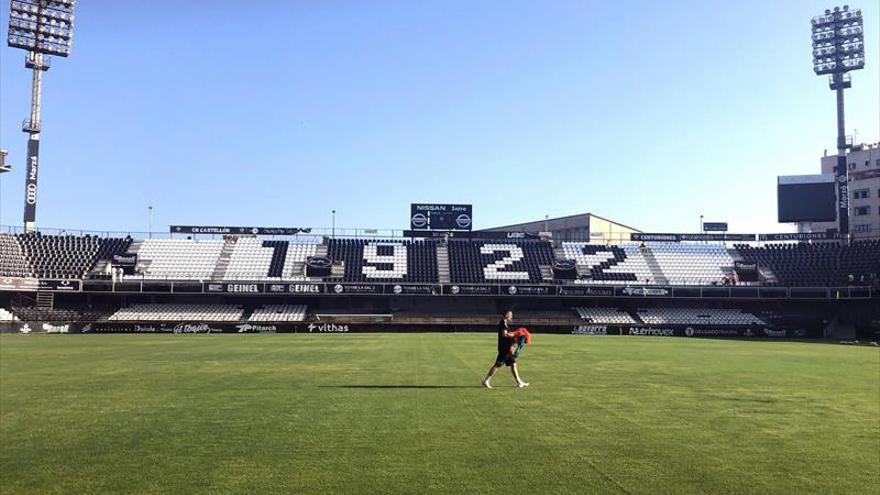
[
  {"x1": 0, "y1": 308, "x2": 20, "y2": 322},
  {"x1": 562, "y1": 242, "x2": 652, "y2": 284},
  {"x1": 249, "y1": 304, "x2": 308, "y2": 322},
  {"x1": 636, "y1": 308, "x2": 766, "y2": 326},
  {"x1": 124, "y1": 239, "x2": 224, "y2": 280},
  {"x1": 649, "y1": 243, "x2": 734, "y2": 286},
  {"x1": 224, "y1": 238, "x2": 319, "y2": 281},
  {"x1": 108, "y1": 303, "x2": 243, "y2": 322},
  {"x1": 562, "y1": 242, "x2": 734, "y2": 285},
  {"x1": 574, "y1": 307, "x2": 636, "y2": 324}
]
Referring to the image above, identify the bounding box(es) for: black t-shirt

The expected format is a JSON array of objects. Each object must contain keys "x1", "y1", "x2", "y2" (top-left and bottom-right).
[{"x1": 497, "y1": 319, "x2": 515, "y2": 352}]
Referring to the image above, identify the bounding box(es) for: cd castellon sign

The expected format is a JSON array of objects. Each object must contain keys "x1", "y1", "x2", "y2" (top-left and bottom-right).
[{"x1": 170, "y1": 225, "x2": 311, "y2": 235}]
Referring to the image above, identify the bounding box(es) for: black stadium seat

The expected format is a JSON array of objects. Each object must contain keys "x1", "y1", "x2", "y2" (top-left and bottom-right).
[
  {"x1": 734, "y1": 241, "x2": 880, "y2": 287},
  {"x1": 0, "y1": 233, "x2": 130, "y2": 279},
  {"x1": 1, "y1": 233, "x2": 877, "y2": 290},
  {"x1": 447, "y1": 239, "x2": 553, "y2": 284},
  {"x1": 327, "y1": 239, "x2": 438, "y2": 283}
]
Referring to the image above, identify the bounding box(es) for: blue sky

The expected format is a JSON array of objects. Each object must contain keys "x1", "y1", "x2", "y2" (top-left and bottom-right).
[{"x1": 1, "y1": 0, "x2": 878, "y2": 235}]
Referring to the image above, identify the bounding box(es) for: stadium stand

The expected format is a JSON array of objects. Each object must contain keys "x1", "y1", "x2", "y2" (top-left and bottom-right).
[
  {"x1": 756, "y1": 308, "x2": 833, "y2": 333},
  {"x1": 449, "y1": 240, "x2": 553, "y2": 283},
  {"x1": 108, "y1": 304, "x2": 243, "y2": 322},
  {"x1": 18, "y1": 233, "x2": 101, "y2": 279},
  {"x1": 10, "y1": 306, "x2": 104, "y2": 322},
  {"x1": 735, "y1": 240, "x2": 880, "y2": 287},
  {"x1": 648, "y1": 243, "x2": 734, "y2": 285},
  {"x1": 563, "y1": 243, "x2": 649, "y2": 283},
  {"x1": 0, "y1": 234, "x2": 131, "y2": 279},
  {"x1": 636, "y1": 308, "x2": 766, "y2": 326},
  {"x1": 249, "y1": 304, "x2": 308, "y2": 322},
  {"x1": 0, "y1": 234, "x2": 31, "y2": 277},
  {"x1": 224, "y1": 238, "x2": 318, "y2": 281},
  {"x1": 564, "y1": 242, "x2": 735, "y2": 285},
  {"x1": 124, "y1": 239, "x2": 224, "y2": 280},
  {"x1": 1, "y1": 231, "x2": 878, "y2": 292},
  {"x1": 0, "y1": 308, "x2": 19, "y2": 322},
  {"x1": 328, "y1": 239, "x2": 438, "y2": 282},
  {"x1": 94, "y1": 237, "x2": 134, "y2": 267},
  {"x1": 574, "y1": 307, "x2": 637, "y2": 324}
]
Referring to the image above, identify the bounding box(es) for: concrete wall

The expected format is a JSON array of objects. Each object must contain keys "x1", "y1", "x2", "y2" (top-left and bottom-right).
[
  {"x1": 482, "y1": 214, "x2": 640, "y2": 244},
  {"x1": 587, "y1": 216, "x2": 640, "y2": 244}
]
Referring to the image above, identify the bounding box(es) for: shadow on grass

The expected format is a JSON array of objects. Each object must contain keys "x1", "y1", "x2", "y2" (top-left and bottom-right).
[{"x1": 320, "y1": 385, "x2": 482, "y2": 389}]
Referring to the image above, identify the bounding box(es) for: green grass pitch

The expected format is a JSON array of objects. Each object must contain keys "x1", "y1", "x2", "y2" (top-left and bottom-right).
[{"x1": 1, "y1": 333, "x2": 878, "y2": 494}]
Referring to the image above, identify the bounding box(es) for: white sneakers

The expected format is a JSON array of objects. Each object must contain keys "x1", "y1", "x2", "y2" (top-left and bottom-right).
[{"x1": 481, "y1": 379, "x2": 530, "y2": 388}]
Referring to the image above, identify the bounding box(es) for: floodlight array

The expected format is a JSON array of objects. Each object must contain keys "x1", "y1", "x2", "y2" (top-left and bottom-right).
[
  {"x1": 7, "y1": 0, "x2": 76, "y2": 57},
  {"x1": 811, "y1": 6, "x2": 864, "y2": 75}
]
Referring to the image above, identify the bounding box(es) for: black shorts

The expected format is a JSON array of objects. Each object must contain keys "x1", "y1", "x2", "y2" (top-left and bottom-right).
[{"x1": 495, "y1": 351, "x2": 516, "y2": 367}]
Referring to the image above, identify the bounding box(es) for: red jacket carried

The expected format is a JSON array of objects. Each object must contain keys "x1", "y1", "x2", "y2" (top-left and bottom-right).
[{"x1": 511, "y1": 327, "x2": 531, "y2": 344}]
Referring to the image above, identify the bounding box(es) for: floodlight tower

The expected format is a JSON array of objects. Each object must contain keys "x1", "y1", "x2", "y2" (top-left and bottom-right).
[
  {"x1": 811, "y1": 5, "x2": 865, "y2": 239},
  {"x1": 7, "y1": 0, "x2": 76, "y2": 232}
]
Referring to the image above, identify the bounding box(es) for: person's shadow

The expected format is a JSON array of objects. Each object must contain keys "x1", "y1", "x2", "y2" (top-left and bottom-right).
[{"x1": 320, "y1": 385, "x2": 481, "y2": 389}]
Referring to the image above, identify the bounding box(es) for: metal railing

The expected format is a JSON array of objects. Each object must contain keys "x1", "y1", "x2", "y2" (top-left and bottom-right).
[
  {"x1": 0, "y1": 224, "x2": 408, "y2": 241},
  {"x1": 2, "y1": 223, "x2": 879, "y2": 245},
  {"x1": 63, "y1": 279, "x2": 877, "y2": 300}
]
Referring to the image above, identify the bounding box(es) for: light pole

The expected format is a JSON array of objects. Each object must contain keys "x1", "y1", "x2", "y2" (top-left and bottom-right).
[
  {"x1": 331, "y1": 210, "x2": 336, "y2": 239},
  {"x1": 148, "y1": 206, "x2": 153, "y2": 238},
  {"x1": 0, "y1": 149, "x2": 8, "y2": 228},
  {"x1": 811, "y1": 5, "x2": 865, "y2": 239},
  {"x1": 699, "y1": 214, "x2": 704, "y2": 233},
  {"x1": 7, "y1": 0, "x2": 78, "y2": 233}
]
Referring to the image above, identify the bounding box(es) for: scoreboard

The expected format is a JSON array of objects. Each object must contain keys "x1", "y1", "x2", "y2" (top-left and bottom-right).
[
  {"x1": 777, "y1": 175, "x2": 836, "y2": 223},
  {"x1": 410, "y1": 204, "x2": 473, "y2": 231}
]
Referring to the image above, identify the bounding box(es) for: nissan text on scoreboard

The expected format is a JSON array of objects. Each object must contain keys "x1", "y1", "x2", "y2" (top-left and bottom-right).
[{"x1": 410, "y1": 204, "x2": 473, "y2": 231}]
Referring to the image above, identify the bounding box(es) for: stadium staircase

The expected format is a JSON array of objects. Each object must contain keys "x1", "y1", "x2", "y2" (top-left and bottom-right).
[
  {"x1": 641, "y1": 247, "x2": 669, "y2": 285},
  {"x1": 89, "y1": 260, "x2": 110, "y2": 277},
  {"x1": 211, "y1": 236, "x2": 238, "y2": 280},
  {"x1": 86, "y1": 240, "x2": 138, "y2": 277},
  {"x1": 539, "y1": 265, "x2": 554, "y2": 282},
  {"x1": 35, "y1": 292, "x2": 54, "y2": 310},
  {"x1": 629, "y1": 310, "x2": 645, "y2": 325},
  {"x1": 552, "y1": 246, "x2": 571, "y2": 280},
  {"x1": 126, "y1": 241, "x2": 150, "y2": 273},
  {"x1": 436, "y1": 245, "x2": 450, "y2": 284},
  {"x1": 553, "y1": 246, "x2": 566, "y2": 260},
  {"x1": 727, "y1": 248, "x2": 743, "y2": 263},
  {"x1": 329, "y1": 264, "x2": 345, "y2": 279},
  {"x1": 324, "y1": 241, "x2": 345, "y2": 280},
  {"x1": 727, "y1": 247, "x2": 778, "y2": 285},
  {"x1": 758, "y1": 267, "x2": 778, "y2": 285},
  {"x1": 291, "y1": 243, "x2": 325, "y2": 279},
  {"x1": 289, "y1": 260, "x2": 306, "y2": 279},
  {"x1": 240, "y1": 308, "x2": 254, "y2": 323}
]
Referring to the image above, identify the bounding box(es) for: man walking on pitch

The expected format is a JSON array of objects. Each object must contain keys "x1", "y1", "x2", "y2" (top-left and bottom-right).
[{"x1": 482, "y1": 310, "x2": 529, "y2": 388}]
